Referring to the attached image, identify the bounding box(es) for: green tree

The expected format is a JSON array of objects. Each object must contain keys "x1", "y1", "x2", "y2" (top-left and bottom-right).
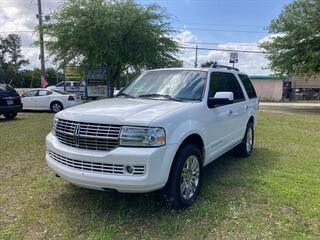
[
  {"x1": 0, "y1": 34, "x2": 29, "y2": 86},
  {"x1": 4, "y1": 34, "x2": 29, "y2": 70},
  {"x1": 260, "y1": 0, "x2": 320, "y2": 75},
  {"x1": 43, "y1": 0, "x2": 179, "y2": 95},
  {"x1": 20, "y1": 68, "x2": 63, "y2": 88}
]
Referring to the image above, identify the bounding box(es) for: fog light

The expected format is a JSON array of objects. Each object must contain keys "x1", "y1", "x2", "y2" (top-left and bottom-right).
[{"x1": 126, "y1": 165, "x2": 134, "y2": 174}]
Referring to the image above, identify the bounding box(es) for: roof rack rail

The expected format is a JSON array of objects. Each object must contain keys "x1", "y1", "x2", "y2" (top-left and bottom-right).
[{"x1": 209, "y1": 64, "x2": 240, "y2": 72}]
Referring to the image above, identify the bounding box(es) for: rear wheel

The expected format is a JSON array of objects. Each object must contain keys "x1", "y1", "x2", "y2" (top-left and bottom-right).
[
  {"x1": 234, "y1": 121, "x2": 254, "y2": 157},
  {"x1": 50, "y1": 102, "x2": 63, "y2": 113},
  {"x1": 162, "y1": 144, "x2": 202, "y2": 209},
  {"x1": 3, "y1": 112, "x2": 17, "y2": 120}
]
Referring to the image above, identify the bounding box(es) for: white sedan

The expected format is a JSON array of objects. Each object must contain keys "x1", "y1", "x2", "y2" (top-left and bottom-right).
[{"x1": 21, "y1": 89, "x2": 82, "y2": 113}]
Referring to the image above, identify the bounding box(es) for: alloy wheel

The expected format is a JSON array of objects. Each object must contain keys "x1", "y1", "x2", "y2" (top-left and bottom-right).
[
  {"x1": 246, "y1": 127, "x2": 253, "y2": 153},
  {"x1": 52, "y1": 103, "x2": 62, "y2": 112},
  {"x1": 180, "y1": 155, "x2": 200, "y2": 200}
]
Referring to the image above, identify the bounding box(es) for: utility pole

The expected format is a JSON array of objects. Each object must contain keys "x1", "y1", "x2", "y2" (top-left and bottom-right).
[
  {"x1": 194, "y1": 45, "x2": 198, "y2": 68},
  {"x1": 37, "y1": 0, "x2": 45, "y2": 81}
]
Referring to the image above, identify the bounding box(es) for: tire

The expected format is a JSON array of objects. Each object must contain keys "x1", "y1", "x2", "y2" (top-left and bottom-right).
[
  {"x1": 3, "y1": 112, "x2": 17, "y2": 120},
  {"x1": 234, "y1": 121, "x2": 254, "y2": 157},
  {"x1": 162, "y1": 144, "x2": 203, "y2": 209},
  {"x1": 50, "y1": 101, "x2": 63, "y2": 113}
]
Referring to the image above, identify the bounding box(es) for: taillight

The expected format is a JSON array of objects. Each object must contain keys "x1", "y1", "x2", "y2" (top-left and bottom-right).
[{"x1": 68, "y1": 95, "x2": 75, "y2": 101}]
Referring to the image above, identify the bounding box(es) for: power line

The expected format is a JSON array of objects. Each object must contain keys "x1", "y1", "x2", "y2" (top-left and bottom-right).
[
  {"x1": 174, "y1": 22, "x2": 266, "y2": 28},
  {"x1": 179, "y1": 46, "x2": 267, "y2": 54},
  {"x1": 180, "y1": 41, "x2": 259, "y2": 46},
  {"x1": 174, "y1": 27, "x2": 267, "y2": 34}
]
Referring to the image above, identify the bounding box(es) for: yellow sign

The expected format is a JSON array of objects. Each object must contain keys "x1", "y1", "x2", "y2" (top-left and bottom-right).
[{"x1": 64, "y1": 67, "x2": 85, "y2": 81}]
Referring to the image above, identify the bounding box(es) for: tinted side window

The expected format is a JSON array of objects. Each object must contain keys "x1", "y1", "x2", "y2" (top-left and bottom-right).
[
  {"x1": 22, "y1": 90, "x2": 38, "y2": 97},
  {"x1": 238, "y1": 74, "x2": 257, "y2": 99},
  {"x1": 209, "y1": 72, "x2": 245, "y2": 102}
]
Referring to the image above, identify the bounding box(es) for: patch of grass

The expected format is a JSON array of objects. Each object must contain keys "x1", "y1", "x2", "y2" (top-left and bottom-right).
[
  {"x1": 1, "y1": 110, "x2": 320, "y2": 239},
  {"x1": 261, "y1": 106, "x2": 320, "y2": 116}
]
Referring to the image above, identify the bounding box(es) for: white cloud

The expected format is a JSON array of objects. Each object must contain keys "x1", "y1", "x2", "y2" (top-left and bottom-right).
[{"x1": 175, "y1": 30, "x2": 273, "y2": 76}]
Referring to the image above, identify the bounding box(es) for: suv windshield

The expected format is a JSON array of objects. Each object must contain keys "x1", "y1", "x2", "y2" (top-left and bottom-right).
[{"x1": 121, "y1": 70, "x2": 207, "y2": 101}]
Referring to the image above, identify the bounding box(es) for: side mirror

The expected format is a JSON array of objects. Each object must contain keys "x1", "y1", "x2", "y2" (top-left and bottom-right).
[{"x1": 208, "y1": 91, "x2": 234, "y2": 108}]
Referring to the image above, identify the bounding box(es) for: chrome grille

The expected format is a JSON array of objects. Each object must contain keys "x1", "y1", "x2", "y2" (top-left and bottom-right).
[
  {"x1": 49, "y1": 151, "x2": 145, "y2": 175},
  {"x1": 55, "y1": 119, "x2": 121, "y2": 151}
]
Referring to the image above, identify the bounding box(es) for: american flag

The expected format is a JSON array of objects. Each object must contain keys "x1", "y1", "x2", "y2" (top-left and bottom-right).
[{"x1": 41, "y1": 73, "x2": 48, "y2": 88}]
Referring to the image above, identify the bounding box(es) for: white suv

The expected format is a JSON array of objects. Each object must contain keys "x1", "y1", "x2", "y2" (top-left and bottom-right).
[{"x1": 46, "y1": 66, "x2": 258, "y2": 208}]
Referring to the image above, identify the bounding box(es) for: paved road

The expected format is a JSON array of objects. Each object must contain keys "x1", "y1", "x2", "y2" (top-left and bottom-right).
[{"x1": 260, "y1": 102, "x2": 320, "y2": 107}]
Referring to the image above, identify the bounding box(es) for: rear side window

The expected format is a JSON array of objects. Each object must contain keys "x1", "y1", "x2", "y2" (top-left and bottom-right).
[
  {"x1": 238, "y1": 74, "x2": 257, "y2": 99},
  {"x1": 209, "y1": 72, "x2": 245, "y2": 102},
  {"x1": 38, "y1": 90, "x2": 52, "y2": 96}
]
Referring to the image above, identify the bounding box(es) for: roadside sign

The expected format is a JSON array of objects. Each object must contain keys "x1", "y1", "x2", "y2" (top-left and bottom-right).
[
  {"x1": 64, "y1": 67, "x2": 85, "y2": 81},
  {"x1": 229, "y1": 52, "x2": 239, "y2": 64},
  {"x1": 84, "y1": 67, "x2": 108, "y2": 98}
]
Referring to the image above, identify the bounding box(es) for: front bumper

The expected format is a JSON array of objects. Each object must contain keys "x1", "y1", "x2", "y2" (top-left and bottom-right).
[{"x1": 46, "y1": 133, "x2": 177, "y2": 193}]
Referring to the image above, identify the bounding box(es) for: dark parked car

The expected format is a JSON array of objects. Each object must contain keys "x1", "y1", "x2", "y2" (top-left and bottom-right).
[
  {"x1": 311, "y1": 92, "x2": 320, "y2": 100},
  {"x1": 0, "y1": 82, "x2": 22, "y2": 119}
]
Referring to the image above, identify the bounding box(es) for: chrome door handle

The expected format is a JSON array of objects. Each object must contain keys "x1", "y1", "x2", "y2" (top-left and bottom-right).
[
  {"x1": 244, "y1": 105, "x2": 249, "y2": 109},
  {"x1": 227, "y1": 109, "x2": 233, "y2": 115}
]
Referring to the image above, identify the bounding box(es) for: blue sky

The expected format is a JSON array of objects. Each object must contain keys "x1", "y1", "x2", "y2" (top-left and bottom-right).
[
  {"x1": 137, "y1": 0, "x2": 294, "y2": 74},
  {"x1": 1, "y1": 0, "x2": 294, "y2": 75},
  {"x1": 139, "y1": 0, "x2": 292, "y2": 43}
]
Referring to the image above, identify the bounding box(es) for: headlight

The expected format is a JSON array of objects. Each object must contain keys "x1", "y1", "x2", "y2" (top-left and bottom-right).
[
  {"x1": 51, "y1": 118, "x2": 59, "y2": 136},
  {"x1": 119, "y1": 126, "x2": 166, "y2": 147}
]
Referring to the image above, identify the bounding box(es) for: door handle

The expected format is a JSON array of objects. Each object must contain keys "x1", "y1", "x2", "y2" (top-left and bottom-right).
[
  {"x1": 227, "y1": 109, "x2": 233, "y2": 115},
  {"x1": 244, "y1": 105, "x2": 249, "y2": 110}
]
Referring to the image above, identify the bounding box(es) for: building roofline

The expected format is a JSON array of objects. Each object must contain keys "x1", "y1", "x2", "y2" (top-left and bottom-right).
[{"x1": 249, "y1": 75, "x2": 286, "y2": 80}]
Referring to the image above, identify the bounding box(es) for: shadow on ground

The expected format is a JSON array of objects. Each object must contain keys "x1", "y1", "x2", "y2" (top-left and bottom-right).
[{"x1": 0, "y1": 116, "x2": 22, "y2": 122}]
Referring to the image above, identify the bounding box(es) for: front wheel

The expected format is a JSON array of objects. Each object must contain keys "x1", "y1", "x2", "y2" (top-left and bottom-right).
[
  {"x1": 3, "y1": 112, "x2": 17, "y2": 120},
  {"x1": 234, "y1": 121, "x2": 254, "y2": 157},
  {"x1": 162, "y1": 144, "x2": 202, "y2": 209}
]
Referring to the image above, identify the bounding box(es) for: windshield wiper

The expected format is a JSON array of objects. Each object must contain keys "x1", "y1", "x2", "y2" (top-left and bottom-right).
[
  {"x1": 138, "y1": 93, "x2": 183, "y2": 102},
  {"x1": 117, "y1": 92, "x2": 136, "y2": 99}
]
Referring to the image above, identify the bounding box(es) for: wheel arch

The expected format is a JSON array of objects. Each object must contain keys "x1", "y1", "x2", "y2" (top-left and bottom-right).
[
  {"x1": 248, "y1": 115, "x2": 254, "y2": 125},
  {"x1": 50, "y1": 100, "x2": 63, "y2": 107},
  {"x1": 174, "y1": 133, "x2": 205, "y2": 165}
]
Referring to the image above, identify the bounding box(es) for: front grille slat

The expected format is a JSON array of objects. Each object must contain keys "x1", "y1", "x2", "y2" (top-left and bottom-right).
[
  {"x1": 49, "y1": 151, "x2": 145, "y2": 176},
  {"x1": 55, "y1": 119, "x2": 121, "y2": 151}
]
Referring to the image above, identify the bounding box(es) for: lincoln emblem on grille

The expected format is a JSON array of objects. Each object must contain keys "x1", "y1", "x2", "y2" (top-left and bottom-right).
[{"x1": 73, "y1": 123, "x2": 81, "y2": 147}]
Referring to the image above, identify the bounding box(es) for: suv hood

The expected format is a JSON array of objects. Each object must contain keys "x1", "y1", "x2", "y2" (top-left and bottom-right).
[{"x1": 56, "y1": 98, "x2": 191, "y2": 126}]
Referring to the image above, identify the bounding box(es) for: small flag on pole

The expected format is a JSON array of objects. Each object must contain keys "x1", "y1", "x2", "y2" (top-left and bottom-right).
[{"x1": 41, "y1": 73, "x2": 48, "y2": 88}]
